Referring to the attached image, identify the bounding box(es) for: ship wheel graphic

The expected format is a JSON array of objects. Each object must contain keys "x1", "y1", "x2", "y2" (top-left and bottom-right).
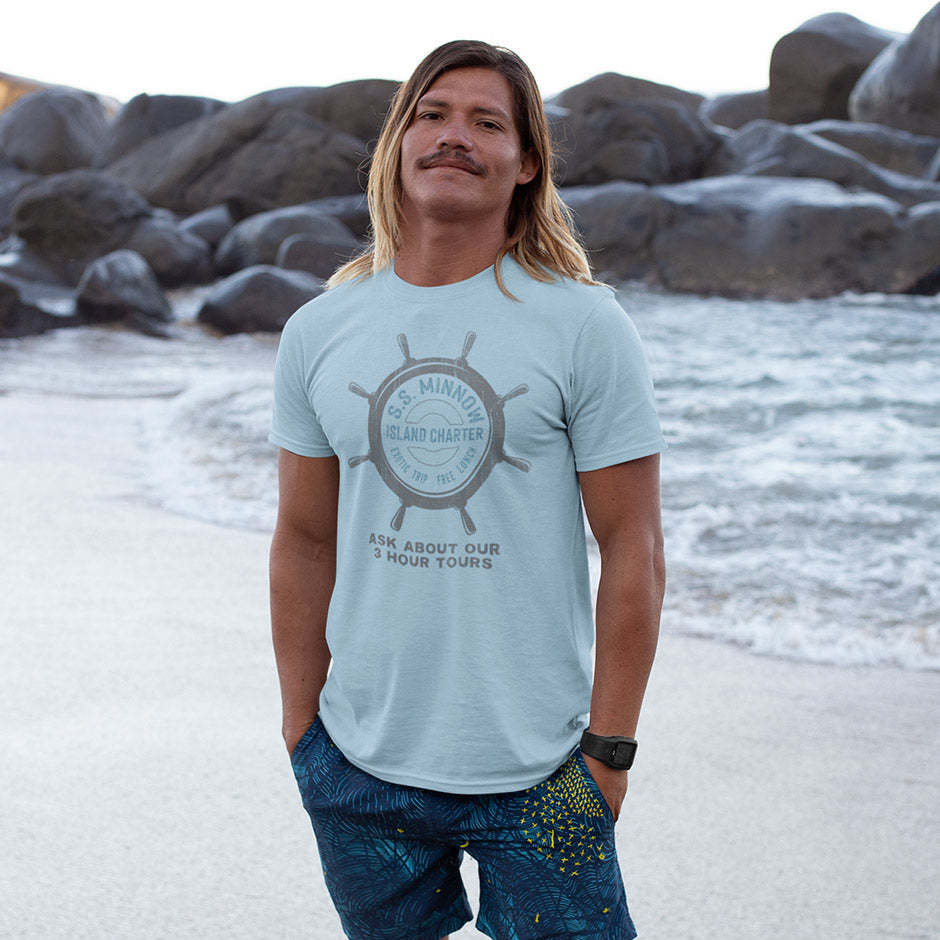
[{"x1": 348, "y1": 332, "x2": 529, "y2": 534}]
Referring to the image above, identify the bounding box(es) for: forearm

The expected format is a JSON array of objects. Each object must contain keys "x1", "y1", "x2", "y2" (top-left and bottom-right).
[
  {"x1": 270, "y1": 528, "x2": 335, "y2": 751},
  {"x1": 588, "y1": 534, "x2": 665, "y2": 737}
]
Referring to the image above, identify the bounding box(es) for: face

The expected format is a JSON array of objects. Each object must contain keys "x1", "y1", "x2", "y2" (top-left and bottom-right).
[{"x1": 399, "y1": 67, "x2": 539, "y2": 229}]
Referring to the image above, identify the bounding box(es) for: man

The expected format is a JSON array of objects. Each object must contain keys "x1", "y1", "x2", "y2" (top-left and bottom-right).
[{"x1": 269, "y1": 40, "x2": 665, "y2": 940}]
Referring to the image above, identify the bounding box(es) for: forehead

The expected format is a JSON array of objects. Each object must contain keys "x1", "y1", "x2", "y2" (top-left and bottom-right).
[{"x1": 416, "y1": 67, "x2": 516, "y2": 122}]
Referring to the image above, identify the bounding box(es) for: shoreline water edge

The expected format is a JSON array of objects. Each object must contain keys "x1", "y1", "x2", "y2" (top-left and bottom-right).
[{"x1": 2, "y1": 284, "x2": 937, "y2": 673}]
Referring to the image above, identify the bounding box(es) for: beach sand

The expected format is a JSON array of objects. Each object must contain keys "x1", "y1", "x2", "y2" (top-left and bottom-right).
[{"x1": 2, "y1": 388, "x2": 937, "y2": 939}]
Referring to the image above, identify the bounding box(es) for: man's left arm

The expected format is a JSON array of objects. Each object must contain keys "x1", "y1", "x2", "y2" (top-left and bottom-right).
[{"x1": 578, "y1": 453, "x2": 665, "y2": 820}]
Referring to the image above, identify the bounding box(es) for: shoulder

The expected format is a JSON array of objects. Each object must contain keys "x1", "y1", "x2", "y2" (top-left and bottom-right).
[
  {"x1": 503, "y1": 258, "x2": 616, "y2": 309},
  {"x1": 503, "y1": 261, "x2": 627, "y2": 336}
]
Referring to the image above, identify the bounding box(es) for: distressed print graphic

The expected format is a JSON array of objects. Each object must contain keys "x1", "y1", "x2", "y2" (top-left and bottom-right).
[{"x1": 348, "y1": 332, "x2": 529, "y2": 533}]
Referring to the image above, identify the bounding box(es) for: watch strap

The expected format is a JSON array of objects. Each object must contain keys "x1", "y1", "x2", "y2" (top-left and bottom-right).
[{"x1": 580, "y1": 730, "x2": 638, "y2": 770}]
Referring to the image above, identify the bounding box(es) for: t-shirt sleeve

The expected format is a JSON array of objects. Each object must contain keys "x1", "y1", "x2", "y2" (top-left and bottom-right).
[
  {"x1": 567, "y1": 294, "x2": 666, "y2": 471},
  {"x1": 268, "y1": 312, "x2": 336, "y2": 457}
]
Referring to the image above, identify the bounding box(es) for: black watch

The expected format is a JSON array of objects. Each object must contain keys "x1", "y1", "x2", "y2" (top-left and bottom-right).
[{"x1": 580, "y1": 730, "x2": 638, "y2": 770}]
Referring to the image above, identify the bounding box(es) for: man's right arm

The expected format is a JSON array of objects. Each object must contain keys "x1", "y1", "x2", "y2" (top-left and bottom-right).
[{"x1": 269, "y1": 449, "x2": 339, "y2": 755}]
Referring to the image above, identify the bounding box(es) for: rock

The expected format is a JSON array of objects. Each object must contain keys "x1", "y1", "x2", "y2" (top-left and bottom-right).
[
  {"x1": 549, "y1": 72, "x2": 704, "y2": 113},
  {"x1": 124, "y1": 210, "x2": 214, "y2": 286},
  {"x1": 699, "y1": 90, "x2": 768, "y2": 130},
  {"x1": 276, "y1": 233, "x2": 359, "y2": 279},
  {"x1": 178, "y1": 204, "x2": 235, "y2": 249},
  {"x1": 562, "y1": 183, "x2": 663, "y2": 282},
  {"x1": 849, "y1": 3, "x2": 940, "y2": 136},
  {"x1": 0, "y1": 87, "x2": 110, "y2": 174},
  {"x1": 929, "y1": 148, "x2": 940, "y2": 182},
  {"x1": 214, "y1": 205, "x2": 359, "y2": 275},
  {"x1": 76, "y1": 249, "x2": 173, "y2": 336},
  {"x1": 0, "y1": 272, "x2": 75, "y2": 338},
  {"x1": 649, "y1": 176, "x2": 935, "y2": 298},
  {"x1": 768, "y1": 13, "x2": 900, "y2": 124},
  {"x1": 0, "y1": 71, "x2": 46, "y2": 112},
  {"x1": 0, "y1": 161, "x2": 39, "y2": 237},
  {"x1": 303, "y1": 193, "x2": 371, "y2": 239},
  {"x1": 804, "y1": 120, "x2": 940, "y2": 178},
  {"x1": 0, "y1": 239, "x2": 70, "y2": 286},
  {"x1": 564, "y1": 176, "x2": 940, "y2": 298},
  {"x1": 294, "y1": 79, "x2": 398, "y2": 144},
  {"x1": 556, "y1": 98, "x2": 724, "y2": 186},
  {"x1": 94, "y1": 92, "x2": 226, "y2": 166},
  {"x1": 196, "y1": 265, "x2": 324, "y2": 334},
  {"x1": 709, "y1": 120, "x2": 940, "y2": 207},
  {"x1": 898, "y1": 202, "x2": 940, "y2": 292},
  {"x1": 105, "y1": 89, "x2": 368, "y2": 216},
  {"x1": 11, "y1": 169, "x2": 152, "y2": 282}
]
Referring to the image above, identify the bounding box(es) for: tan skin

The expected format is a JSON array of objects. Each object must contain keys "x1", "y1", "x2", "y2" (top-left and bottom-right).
[
  {"x1": 394, "y1": 67, "x2": 539, "y2": 286},
  {"x1": 271, "y1": 64, "x2": 665, "y2": 940}
]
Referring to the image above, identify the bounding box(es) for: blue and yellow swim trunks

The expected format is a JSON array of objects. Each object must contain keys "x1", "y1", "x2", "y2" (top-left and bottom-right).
[{"x1": 291, "y1": 717, "x2": 636, "y2": 940}]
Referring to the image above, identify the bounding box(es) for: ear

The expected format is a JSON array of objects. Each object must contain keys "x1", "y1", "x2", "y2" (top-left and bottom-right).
[{"x1": 516, "y1": 149, "x2": 540, "y2": 186}]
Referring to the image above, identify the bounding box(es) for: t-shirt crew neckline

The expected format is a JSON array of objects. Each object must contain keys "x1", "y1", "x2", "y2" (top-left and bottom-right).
[{"x1": 386, "y1": 261, "x2": 500, "y2": 301}]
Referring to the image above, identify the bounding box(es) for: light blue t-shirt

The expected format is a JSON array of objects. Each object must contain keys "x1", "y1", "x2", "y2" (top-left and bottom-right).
[{"x1": 269, "y1": 257, "x2": 665, "y2": 793}]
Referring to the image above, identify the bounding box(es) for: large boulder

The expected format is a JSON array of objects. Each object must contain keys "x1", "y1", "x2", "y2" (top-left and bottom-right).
[
  {"x1": 849, "y1": 3, "x2": 940, "y2": 136},
  {"x1": 0, "y1": 272, "x2": 73, "y2": 337},
  {"x1": 563, "y1": 183, "x2": 663, "y2": 282},
  {"x1": 123, "y1": 210, "x2": 214, "y2": 286},
  {"x1": 929, "y1": 148, "x2": 940, "y2": 182},
  {"x1": 276, "y1": 234, "x2": 359, "y2": 280},
  {"x1": 196, "y1": 265, "x2": 324, "y2": 334},
  {"x1": 699, "y1": 90, "x2": 768, "y2": 130},
  {"x1": 294, "y1": 79, "x2": 398, "y2": 144},
  {"x1": 214, "y1": 204, "x2": 359, "y2": 275},
  {"x1": 556, "y1": 98, "x2": 724, "y2": 186},
  {"x1": 565, "y1": 176, "x2": 940, "y2": 298},
  {"x1": 549, "y1": 72, "x2": 704, "y2": 113},
  {"x1": 302, "y1": 193, "x2": 371, "y2": 239},
  {"x1": 768, "y1": 13, "x2": 900, "y2": 124},
  {"x1": 76, "y1": 249, "x2": 173, "y2": 336},
  {"x1": 105, "y1": 88, "x2": 369, "y2": 216},
  {"x1": 178, "y1": 204, "x2": 235, "y2": 249},
  {"x1": 94, "y1": 93, "x2": 226, "y2": 166},
  {"x1": 0, "y1": 242, "x2": 67, "y2": 286},
  {"x1": 804, "y1": 120, "x2": 940, "y2": 178},
  {"x1": 11, "y1": 169, "x2": 152, "y2": 282},
  {"x1": 709, "y1": 120, "x2": 940, "y2": 207},
  {"x1": 9, "y1": 168, "x2": 213, "y2": 286},
  {"x1": 651, "y1": 177, "x2": 940, "y2": 298},
  {"x1": 0, "y1": 87, "x2": 110, "y2": 174},
  {"x1": 0, "y1": 72, "x2": 46, "y2": 112},
  {"x1": 0, "y1": 161, "x2": 39, "y2": 237}
]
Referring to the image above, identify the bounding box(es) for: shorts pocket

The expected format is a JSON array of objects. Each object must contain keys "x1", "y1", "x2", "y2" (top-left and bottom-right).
[
  {"x1": 520, "y1": 752, "x2": 616, "y2": 875},
  {"x1": 289, "y1": 715, "x2": 324, "y2": 766},
  {"x1": 575, "y1": 750, "x2": 617, "y2": 825}
]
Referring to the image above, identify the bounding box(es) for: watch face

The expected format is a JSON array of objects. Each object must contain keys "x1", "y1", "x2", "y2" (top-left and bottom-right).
[{"x1": 612, "y1": 741, "x2": 637, "y2": 768}]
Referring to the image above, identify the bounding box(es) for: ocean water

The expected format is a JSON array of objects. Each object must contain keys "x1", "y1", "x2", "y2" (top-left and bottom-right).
[{"x1": 2, "y1": 285, "x2": 937, "y2": 671}]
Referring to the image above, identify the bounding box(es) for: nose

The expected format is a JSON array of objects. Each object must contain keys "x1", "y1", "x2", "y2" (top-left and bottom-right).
[{"x1": 436, "y1": 116, "x2": 472, "y2": 150}]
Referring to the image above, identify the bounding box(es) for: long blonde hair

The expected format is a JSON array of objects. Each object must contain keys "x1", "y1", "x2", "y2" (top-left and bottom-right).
[{"x1": 327, "y1": 40, "x2": 598, "y2": 295}]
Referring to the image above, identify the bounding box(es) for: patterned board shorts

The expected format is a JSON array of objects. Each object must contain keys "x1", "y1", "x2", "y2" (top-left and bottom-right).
[{"x1": 291, "y1": 716, "x2": 636, "y2": 940}]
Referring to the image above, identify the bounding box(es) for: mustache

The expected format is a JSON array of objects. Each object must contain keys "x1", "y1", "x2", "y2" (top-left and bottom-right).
[{"x1": 415, "y1": 149, "x2": 485, "y2": 175}]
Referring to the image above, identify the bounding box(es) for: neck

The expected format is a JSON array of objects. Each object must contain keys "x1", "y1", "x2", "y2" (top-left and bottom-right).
[{"x1": 394, "y1": 215, "x2": 509, "y2": 287}]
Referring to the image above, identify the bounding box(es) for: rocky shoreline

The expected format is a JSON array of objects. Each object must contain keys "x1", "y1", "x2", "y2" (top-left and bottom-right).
[{"x1": 2, "y1": 7, "x2": 940, "y2": 338}]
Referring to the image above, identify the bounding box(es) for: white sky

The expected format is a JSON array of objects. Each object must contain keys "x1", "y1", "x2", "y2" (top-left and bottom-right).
[{"x1": 2, "y1": 1, "x2": 933, "y2": 103}]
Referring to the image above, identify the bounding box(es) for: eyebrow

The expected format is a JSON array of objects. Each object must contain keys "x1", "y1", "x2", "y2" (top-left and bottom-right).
[{"x1": 415, "y1": 96, "x2": 512, "y2": 123}]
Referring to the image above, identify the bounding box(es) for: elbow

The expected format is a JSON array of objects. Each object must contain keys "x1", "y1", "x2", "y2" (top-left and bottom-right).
[{"x1": 270, "y1": 517, "x2": 337, "y2": 571}]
